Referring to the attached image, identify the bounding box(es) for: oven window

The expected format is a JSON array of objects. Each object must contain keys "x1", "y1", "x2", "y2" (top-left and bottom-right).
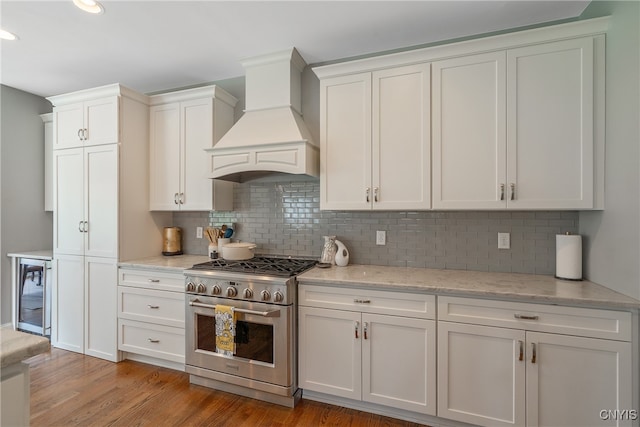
[{"x1": 195, "y1": 314, "x2": 274, "y2": 364}]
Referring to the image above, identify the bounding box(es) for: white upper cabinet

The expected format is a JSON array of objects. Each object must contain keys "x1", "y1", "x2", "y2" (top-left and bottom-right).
[
  {"x1": 432, "y1": 52, "x2": 507, "y2": 209},
  {"x1": 149, "y1": 86, "x2": 237, "y2": 211},
  {"x1": 315, "y1": 17, "x2": 607, "y2": 211},
  {"x1": 506, "y1": 38, "x2": 594, "y2": 209},
  {"x1": 320, "y1": 64, "x2": 430, "y2": 210},
  {"x1": 52, "y1": 96, "x2": 119, "y2": 149}
]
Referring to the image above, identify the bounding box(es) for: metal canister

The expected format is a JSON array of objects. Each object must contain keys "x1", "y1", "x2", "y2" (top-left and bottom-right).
[{"x1": 162, "y1": 227, "x2": 183, "y2": 256}]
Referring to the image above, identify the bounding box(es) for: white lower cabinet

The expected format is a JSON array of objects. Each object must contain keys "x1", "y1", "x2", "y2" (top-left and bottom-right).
[
  {"x1": 437, "y1": 296, "x2": 633, "y2": 427},
  {"x1": 117, "y1": 268, "x2": 185, "y2": 368},
  {"x1": 298, "y1": 285, "x2": 437, "y2": 418},
  {"x1": 52, "y1": 255, "x2": 118, "y2": 361}
]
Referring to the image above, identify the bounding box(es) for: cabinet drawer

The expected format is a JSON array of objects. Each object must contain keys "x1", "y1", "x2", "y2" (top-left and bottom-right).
[
  {"x1": 118, "y1": 286, "x2": 184, "y2": 328},
  {"x1": 118, "y1": 268, "x2": 184, "y2": 292},
  {"x1": 118, "y1": 319, "x2": 184, "y2": 363},
  {"x1": 438, "y1": 296, "x2": 631, "y2": 341},
  {"x1": 299, "y1": 284, "x2": 435, "y2": 320}
]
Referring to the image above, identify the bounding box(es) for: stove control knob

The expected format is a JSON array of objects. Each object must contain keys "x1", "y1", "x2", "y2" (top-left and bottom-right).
[
  {"x1": 196, "y1": 283, "x2": 206, "y2": 294},
  {"x1": 211, "y1": 285, "x2": 221, "y2": 295},
  {"x1": 260, "y1": 290, "x2": 271, "y2": 301},
  {"x1": 226, "y1": 287, "x2": 237, "y2": 297},
  {"x1": 273, "y1": 291, "x2": 284, "y2": 303},
  {"x1": 186, "y1": 282, "x2": 196, "y2": 292},
  {"x1": 243, "y1": 288, "x2": 253, "y2": 299}
]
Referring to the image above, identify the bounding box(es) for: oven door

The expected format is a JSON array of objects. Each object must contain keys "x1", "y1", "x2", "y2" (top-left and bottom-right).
[{"x1": 186, "y1": 295, "x2": 293, "y2": 387}]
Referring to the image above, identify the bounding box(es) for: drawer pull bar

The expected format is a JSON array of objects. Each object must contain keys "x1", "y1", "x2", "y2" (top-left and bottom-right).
[
  {"x1": 148, "y1": 279, "x2": 160, "y2": 283},
  {"x1": 364, "y1": 322, "x2": 369, "y2": 340},
  {"x1": 355, "y1": 321, "x2": 359, "y2": 339},
  {"x1": 148, "y1": 338, "x2": 160, "y2": 343},
  {"x1": 518, "y1": 340, "x2": 524, "y2": 361},
  {"x1": 531, "y1": 342, "x2": 537, "y2": 364},
  {"x1": 354, "y1": 299, "x2": 371, "y2": 304},
  {"x1": 147, "y1": 305, "x2": 160, "y2": 309},
  {"x1": 514, "y1": 314, "x2": 539, "y2": 321},
  {"x1": 189, "y1": 299, "x2": 280, "y2": 318}
]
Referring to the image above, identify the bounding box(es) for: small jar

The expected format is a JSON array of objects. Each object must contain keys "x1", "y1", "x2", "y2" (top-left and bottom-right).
[{"x1": 208, "y1": 243, "x2": 218, "y2": 259}]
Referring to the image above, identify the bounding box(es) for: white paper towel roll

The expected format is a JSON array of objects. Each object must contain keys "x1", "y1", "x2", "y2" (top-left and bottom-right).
[{"x1": 556, "y1": 233, "x2": 582, "y2": 280}]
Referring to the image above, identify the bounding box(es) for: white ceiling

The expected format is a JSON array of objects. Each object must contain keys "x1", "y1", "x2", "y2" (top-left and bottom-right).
[{"x1": 1, "y1": 1, "x2": 591, "y2": 98}]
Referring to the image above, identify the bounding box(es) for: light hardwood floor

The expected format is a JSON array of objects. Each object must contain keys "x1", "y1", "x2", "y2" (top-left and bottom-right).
[{"x1": 26, "y1": 348, "x2": 427, "y2": 426}]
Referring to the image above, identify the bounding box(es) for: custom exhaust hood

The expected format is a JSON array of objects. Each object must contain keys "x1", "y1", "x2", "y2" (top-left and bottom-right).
[{"x1": 206, "y1": 48, "x2": 319, "y2": 183}]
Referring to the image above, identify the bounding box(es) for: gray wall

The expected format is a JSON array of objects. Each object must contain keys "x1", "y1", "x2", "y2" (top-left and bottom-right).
[
  {"x1": 0, "y1": 85, "x2": 53, "y2": 325},
  {"x1": 579, "y1": 1, "x2": 640, "y2": 299},
  {"x1": 175, "y1": 181, "x2": 578, "y2": 275}
]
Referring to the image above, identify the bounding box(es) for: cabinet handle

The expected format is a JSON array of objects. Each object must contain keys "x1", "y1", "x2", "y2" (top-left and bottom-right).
[
  {"x1": 77, "y1": 129, "x2": 83, "y2": 141},
  {"x1": 365, "y1": 188, "x2": 370, "y2": 203},
  {"x1": 84, "y1": 128, "x2": 89, "y2": 140},
  {"x1": 531, "y1": 342, "x2": 537, "y2": 364},
  {"x1": 354, "y1": 299, "x2": 371, "y2": 304},
  {"x1": 518, "y1": 340, "x2": 524, "y2": 361},
  {"x1": 174, "y1": 193, "x2": 179, "y2": 204},
  {"x1": 510, "y1": 183, "x2": 516, "y2": 201},
  {"x1": 148, "y1": 279, "x2": 160, "y2": 283},
  {"x1": 180, "y1": 193, "x2": 185, "y2": 204},
  {"x1": 148, "y1": 338, "x2": 160, "y2": 343},
  {"x1": 355, "y1": 321, "x2": 359, "y2": 339},
  {"x1": 364, "y1": 322, "x2": 368, "y2": 340},
  {"x1": 78, "y1": 221, "x2": 84, "y2": 233},
  {"x1": 500, "y1": 184, "x2": 505, "y2": 201},
  {"x1": 514, "y1": 314, "x2": 539, "y2": 321},
  {"x1": 83, "y1": 221, "x2": 88, "y2": 233},
  {"x1": 374, "y1": 187, "x2": 379, "y2": 202},
  {"x1": 147, "y1": 305, "x2": 160, "y2": 309}
]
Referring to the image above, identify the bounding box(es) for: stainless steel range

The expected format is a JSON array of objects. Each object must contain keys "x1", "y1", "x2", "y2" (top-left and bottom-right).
[{"x1": 184, "y1": 256, "x2": 317, "y2": 407}]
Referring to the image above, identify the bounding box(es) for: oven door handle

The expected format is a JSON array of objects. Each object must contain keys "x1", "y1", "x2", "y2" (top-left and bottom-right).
[{"x1": 189, "y1": 300, "x2": 281, "y2": 318}]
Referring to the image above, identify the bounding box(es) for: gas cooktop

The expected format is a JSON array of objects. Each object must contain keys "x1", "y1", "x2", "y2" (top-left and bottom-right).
[{"x1": 190, "y1": 256, "x2": 318, "y2": 277}]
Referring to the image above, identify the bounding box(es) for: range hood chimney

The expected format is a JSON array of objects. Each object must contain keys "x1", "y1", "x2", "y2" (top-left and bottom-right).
[{"x1": 206, "y1": 48, "x2": 319, "y2": 183}]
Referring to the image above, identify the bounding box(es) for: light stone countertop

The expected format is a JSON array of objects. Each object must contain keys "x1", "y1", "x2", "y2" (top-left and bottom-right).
[
  {"x1": 118, "y1": 254, "x2": 211, "y2": 272},
  {"x1": 298, "y1": 264, "x2": 640, "y2": 310},
  {"x1": 0, "y1": 328, "x2": 50, "y2": 368},
  {"x1": 7, "y1": 250, "x2": 53, "y2": 261}
]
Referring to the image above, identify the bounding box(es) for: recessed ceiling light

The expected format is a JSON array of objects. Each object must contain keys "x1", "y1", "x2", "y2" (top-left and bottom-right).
[
  {"x1": 73, "y1": 0, "x2": 104, "y2": 14},
  {"x1": 0, "y1": 29, "x2": 18, "y2": 41}
]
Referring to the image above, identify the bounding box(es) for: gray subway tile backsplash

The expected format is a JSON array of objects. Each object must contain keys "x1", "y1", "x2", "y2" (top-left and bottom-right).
[{"x1": 172, "y1": 180, "x2": 578, "y2": 275}]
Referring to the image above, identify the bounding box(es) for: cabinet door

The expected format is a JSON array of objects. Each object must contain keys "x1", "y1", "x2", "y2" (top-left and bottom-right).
[
  {"x1": 181, "y1": 98, "x2": 215, "y2": 211},
  {"x1": 85, "y1": 257, "x2": 119, "y2": 361},
  {"x1": 438, "y1": 321, "x2": 525, "y2": 427},
  {"x1": 42, "y1": 114, "x2": 54, "y2": 211},
  {"x1": 320, "y1": 73, "x2": 372, "y2": 210},
  {"x1": 526, "y1": 332, "x2": 632, "y2": 427},
  {"x1": 298, "y1": 306, "x2": 362, "y2": 400},
  {"x1": 372, "y1": 64, "x2": 431, "y2": 210},
  {"x1": 149, "y1": 103, "x2": 181, "y2": 210},
  {"x1": 53, "y1": 148, "x2": 84, "y2": 255},
  {"x1": 432, "y1": 52, "x2": 507, "y2": 209},
  {"x1": 83, "y1": 96, "x2": 119, "y2": 147},
  {"x1": 53, "y1": 103, "x2": 84, "y2": 150},
  {"x1": 84, "y1": 145, "x2": 118, "y2": 258},
  {"x1": 507, "y1": 38, "x2": 594, "y2": 209},
  {"x1": 51, "y1": 255, "x2": 84, "y2": 354},
  {"x1": 362, "y1": 313, "x2": 436, "y2": 415}
]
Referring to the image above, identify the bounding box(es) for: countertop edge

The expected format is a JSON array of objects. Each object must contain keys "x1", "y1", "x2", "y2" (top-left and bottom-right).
[{"x1": 1, "y1": 328, "x2": 51, "y2": 368}]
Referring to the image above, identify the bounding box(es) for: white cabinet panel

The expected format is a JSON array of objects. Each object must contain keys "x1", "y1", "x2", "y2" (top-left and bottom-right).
[
  {"x1": 149, "y1": 103, "x2": 181, "y2": 210},
  {"x1": 507, "y1": 38, "x2": 594, "y2": 209},
  {"x1": 85, "y1": 257, "x2": 118, "y2": 361},
  {"x1": 432, "y1": 52, "x2": 506, "y2": 209},
  {"x1": 52, "y1": 97, "x2": 119, "y2": 150},
  {"x1": 51, "y1": 255, "x2": 84, "y2": 354},
  {"x1": 298, "y1": 306, "x2": 361, "y2": 400},
  {"x1": 53, "y1": 148, "x2": 84, "y2": 255},
  {"x1": 119, "y1": 319, "x2": 185, "y2": 363},
  {"x1": 320, "y1": 73, "x2": 372, "y2": 210},
  {"x1": 362, "y1": 313, "x2": 436, "y2": 414}
]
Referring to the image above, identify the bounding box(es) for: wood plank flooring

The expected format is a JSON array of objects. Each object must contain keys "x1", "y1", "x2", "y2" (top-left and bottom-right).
[{"x1": 26, "y1": 348, "x2": 427, "y2": 426}]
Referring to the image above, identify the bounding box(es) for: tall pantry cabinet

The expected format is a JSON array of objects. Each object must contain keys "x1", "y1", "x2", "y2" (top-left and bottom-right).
[{"x1": 48, "y1": 84, "x2": 170, "y2": 362}]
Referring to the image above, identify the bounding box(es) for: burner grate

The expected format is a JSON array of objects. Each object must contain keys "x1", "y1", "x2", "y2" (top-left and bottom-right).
[{"x1": 190, "y1": 257, "x2": 317, "y2": 277}]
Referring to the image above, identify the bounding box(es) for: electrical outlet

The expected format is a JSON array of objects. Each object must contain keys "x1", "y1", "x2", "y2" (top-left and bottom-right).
[
  {"x1": 376, "y1": 230, "x2": 386, "y2": 245},
  {"x1": 498, "y1": 232, "x2": 510, "y2": 249},
  {"x1": 196, "y1": 227, "x2": 203, "y2": 239}
]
